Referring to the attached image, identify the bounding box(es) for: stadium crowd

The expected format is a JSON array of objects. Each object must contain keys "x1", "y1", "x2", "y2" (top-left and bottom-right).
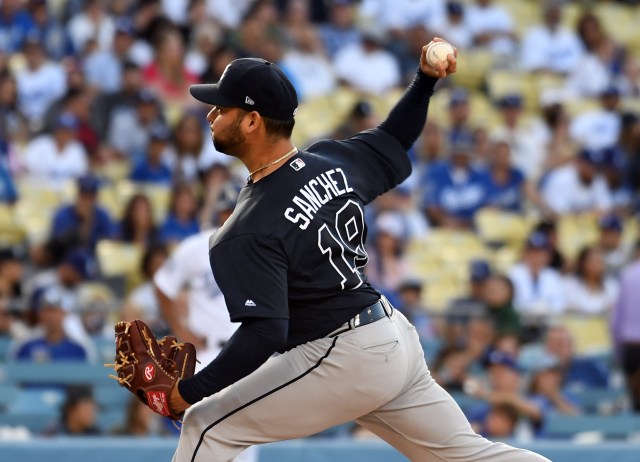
[{"x1": 0, "y1": 0, "x2": 640, "y2": 444}]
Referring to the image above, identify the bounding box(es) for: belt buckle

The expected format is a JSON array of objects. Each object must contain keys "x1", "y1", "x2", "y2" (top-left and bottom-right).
[{"x1": 353, "y1": 314, "x2": 361, "y2": 328}]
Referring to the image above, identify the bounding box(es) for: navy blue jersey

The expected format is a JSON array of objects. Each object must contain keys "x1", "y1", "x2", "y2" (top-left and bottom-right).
[{"x1": 209, "y1": 128, "x2": 411, "y2": 350}]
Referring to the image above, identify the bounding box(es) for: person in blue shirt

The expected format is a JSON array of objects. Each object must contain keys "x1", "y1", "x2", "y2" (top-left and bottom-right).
[
  {"x1": 423, "y1": 139, "x2": 488, "y2": 228},
  {"x1": 0, "y1": 0, "x2": 34, "y2": 52},
  {"x1": 50, "y1": 174, "x2": 114, "y2": 253},
  {"x1": 0, "y1": 158, "x2": 17, "y2": 203},
  {"x1": 129, "y1": 122, "x2": 173, "y2": 185},
  {"x1": 14, "y1": 286, "x2": 88, "y2": 362},
  {"x1": 159, "y1": 183, "x2": 199, "y2": 244},
  {"x1": 483, "y1": 140, "x2": 526, "y2": 212}
]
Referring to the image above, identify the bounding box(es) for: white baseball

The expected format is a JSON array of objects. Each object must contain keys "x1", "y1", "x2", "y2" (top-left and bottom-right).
[{"x1": 426, "y1": 41, "x2": 455, "y2": 70}]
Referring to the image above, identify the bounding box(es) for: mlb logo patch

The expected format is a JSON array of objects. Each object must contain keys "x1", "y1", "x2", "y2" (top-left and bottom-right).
[{"x1": 290, "y1": 158, "x2": 305, "y2": 171}]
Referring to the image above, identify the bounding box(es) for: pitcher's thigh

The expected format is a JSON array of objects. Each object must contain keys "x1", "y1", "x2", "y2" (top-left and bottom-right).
[{"x1": 357, "y1": 376, "x2": 550, "y2": 462}]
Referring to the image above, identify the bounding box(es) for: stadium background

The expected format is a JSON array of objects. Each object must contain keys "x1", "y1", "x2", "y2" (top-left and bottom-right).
[{"x1": 1, "y1": 0, "x2": 640, "y2": 460}]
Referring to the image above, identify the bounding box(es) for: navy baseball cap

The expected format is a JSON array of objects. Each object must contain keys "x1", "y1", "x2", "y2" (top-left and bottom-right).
[
  {"x1": 149, "y1": 123, "x2": 172, "y2": 141},
  {"x1": 62, "y1": 249, "x2": 96, "y2": 280},
  {"x1": 484, "y1": 350, "x2": 521, "y2": 373},
  {"x1": 55, "y1": 112, "x2": 79, "y2": 130},
  {"x1": 190, "y1": 58, "x2": 298, "y2": 121},
  {"x1": 498, "y1": 94, "x2": 522, "y2": 109},
  {"x1": 470, "y1": 259, "x2": 491, "y2": 282},
  {"x1": 599, "y1": 214, "x2": 623, "y2": 232},
  {"x1": 77, "y1": 174, "x2": 101, "y2": 194},
  {"x1": 526, "y1": 232, "x2": 552, "y2": 250},
  {"x1": 577, "y1": 148, "x2": 600, "y2": 165},
  {"x1": 449, "y1": 88, "x2": 469, "y2": 107}
]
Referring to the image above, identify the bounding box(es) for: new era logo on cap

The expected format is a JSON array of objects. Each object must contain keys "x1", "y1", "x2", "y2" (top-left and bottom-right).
[
  {"x1": 245, "y1": 96, "x2": 255, "y2": 105},
  {"x1": 245, "y1": 299, "x2": 256, "y2": 307}
]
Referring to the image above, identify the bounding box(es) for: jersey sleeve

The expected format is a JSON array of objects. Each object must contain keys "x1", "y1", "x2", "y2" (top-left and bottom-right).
[
  {"x1": 328, "y1": 128, "x2": 412, "y2": 204},
  {"x1": 209, "y1": 233, "x2": 289, "y2": 322}
]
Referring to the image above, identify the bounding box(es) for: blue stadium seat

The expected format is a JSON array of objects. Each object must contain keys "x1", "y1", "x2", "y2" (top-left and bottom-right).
[
  {"x1": 1, "y1": 362, "x2": 114, "y2": 387},
  {"x1": 544, "y1": 413, "x2": 640, "y2": 440},
  {"x1": 0, "y1": 335, "x2": 13, "y2": 361},
  {"x1": 94, "y1": 383, "x2": 129, "y2": 409},
  {"x1": 0, "y1": 383, "x2": 19, "y2": 411},
  {"x1": 0, "y1": 412, "x2": 58, "y2": 434},
  {"x1": 7, "y1": 388, "x2": 64, "y2": 415},
  {"x1": 97, "y1": 408, "x2": 127, "y2": 434},
  {"x1": 571, "y1": 388, "x2": 628, "y2": 415}
]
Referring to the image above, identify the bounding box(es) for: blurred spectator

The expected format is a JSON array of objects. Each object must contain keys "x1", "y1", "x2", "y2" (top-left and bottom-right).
[
  {"x1": 396, "y1": 277, "x2": 435, "y2": 336},
  {"x1": 445, "y1": 88, "x2": 474, "y2": 148},
  {"x1": 466, "y1": 351, "x2": 543, "y2": 434},
  {"x1": 527, "y1": 354, "x2": 581, "y2": 432},
  {"x1": 121, "y1": 243, "x2": 169, "y2": 336},
  {"x1": 598, "y1": 214, "x2": 631, "y2": 276},
  {"x1": 600, "y1": 146, "x2": 633, "y2": 215},
  {"x1": 50, "y1": 175, "x2": 114, "y2": 253},
  {"x1": 563, "y1": 246, "x2": 619, "y2": 315},
  {"x1": 130, "y1": 123, "x2": 173, "y2": 184},
  {"x1": 466, "y1": 0, "x2": 516, "y2": 57},
  {"x1": 412, "y1": 121, "x2": 444, "y2": 178},
  {"x1": 433, "y1": 2, "x2": 472, "y2": 51},
  {"x1": 142, "y1": 27, "x2": 198, "y2": 105},
  {"x1": 509, "y1": 232, "x2": 565, "y2": 315},
  {"x1": 365, "y1": 211, "x2": 410, "y2": 304},
  {"x1": 567, "y1": 12, "x2": 628, "y2": 98},
  {"x1": 482, "y1": 274, "x2": 521, "y2": 337},
  {"x1": 159, "y1": 183, "x2": 199, "y2": 244},
  {"x1": 47, "y1": 385, "x2": 101, "y2": 436},
  {"x1": 184, "y1": 17, "x2": 221, "y2": 78},
  {"x1": 541, "y1": 149, "x2": 612, "y2": 216},
  {"x1": 423, "y1": 140, "x2": 488, "y2": 229},
  {"x1": 27, "y1": 0, "x2": 72, "y2": 60},
  {"x1": 167, "y1": 112, "x2": 210, "y2": 183},
  {"x1": 476, "y1": 403, "x2": 520, "y2": 440},
  {"x1": 483, "y1": 141, "x2": 526, "y2": 212},
  {"x1": 83, "y1": 18, "x2": 138, "y2": 92},
  {"x1": 0, "y1": 73, "x2": 29, "y2": 148},
  {"x1": 540, "y1": 102, "x2": 579, "y2": 172},
  {"x1": 22, "y1": 112, "x2": 88, "y2": 188},
  {"x1": 533, "y1": 220, "x2": 566, "y2": 273},
  {"x1": 199, "y1": 43, "x2": 240, "y2": 84},
  {"x1": 333, "y1": 27, "x2": 400, "y2": 95},
  {"x1": 0, "y1": 0, "x2": 35, "y2": 53},
  {"x1": 490, "y1": 94, "x2": 547, "y2": 181},
  {"x1": 543, "y1": 325, "x2": 609, "y2": 390},
  {"x1": 117, "y1": 193, "x2": 159, "y2": 246},
  {"x1": 112, "y1": 395, "x2": 162, "y2": 436},
  {"x1": 332, "y1": 100, "x2": 377, "y2": 140},
  {"x1": 360, "y1": 0, "x2": 445, "y2": 36},
  {"x1": 318, "y1": 0, "x2": 360, "y2": 59},
  {"x1": 107, "y1": 88, "x2": 164, "y2": 159},
  {"x1": 12, "y1": 286, "x2": 88, "y2": 362},
  {"x1": 611, "y1": 242, "x2": 640, "y2": 412},
  {"x1": 206, "y1": 0, "x2": 253, "y2": 30},
  {"x1": 0, "y1": 296, "x2": 29, "y2": 339},
  {"x1": 449, "y1": 259, "x2": 492, "y2": 318},
  {"x1": 0, "y1": 247, "x2": 23, "y2": 301},
  {"x1": 570, "y1": 86, "x2": 622, "y2": 151},
  {"x1": 67, "y1": 0, "x2": 114, "y2": 53},
  {"x1": 520, "y1": 0, "x2": 583, "y2": 74},
  {"x1": 15, "y1": 33, "x2": 67, "y2": 127},
  {"x1": 432, "y1": 345, "x2": 468, "y2": 392},
  {"x1": 280, "y1": 27, "x2": 336, "y2": 101}
]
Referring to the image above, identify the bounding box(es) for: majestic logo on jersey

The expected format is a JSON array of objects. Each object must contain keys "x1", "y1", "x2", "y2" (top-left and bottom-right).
[
  {"x1": 289, "y1": 158, "x2": 305, "y2": 171},
  {"x1": 245, "y1": 299, "x2": 256, "y2": 307},
  {"x1": 284, "y1": 168, "x2": 354, "y2": 230},
  {"x1": 245, "y1": 96, "x2": 255, "y2": 105}
]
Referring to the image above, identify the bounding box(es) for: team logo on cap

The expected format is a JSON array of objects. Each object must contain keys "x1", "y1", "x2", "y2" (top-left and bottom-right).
[
  {"x1": 245, "y1": 96, "x2": 255, "y2": 105},
  {"x1": 290, "y1": 158, "x2": 305, "y2": 171}
]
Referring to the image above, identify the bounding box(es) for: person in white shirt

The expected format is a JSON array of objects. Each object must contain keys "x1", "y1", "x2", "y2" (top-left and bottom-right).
[
  {"x1": 466, "y1": 0, "x2": 516, "y2": 56},
  {"x1": 360, "y1": 0, "x2": 445, "y2": 35},
  {"x1": 333, "y1": 29, "x2": 401, "y2": 95},
  {"x1": 520, "y1": 0, "x2": 584, "y2": 74},
  {"x1": 569, "y1": 86, "x2": 622, "y2": 151},
  {"x1": 541, "y1": 148, "x2": 612, "y2": 216},
  {"x1": 432, "y1": 2, "x2": 473, "y2": 51},
  {"x1": 66, "y1": 0, "x2": 115, "y2": 53},
  {"x1": 509, "y1": 232, "x2": 566, "y2": 315},
  {"x1": 22, "y1": 112, "x2": 88, "y2": 189},
  {"x1": 562, "y1": 246, "x2": 618, "y2": 315},
  {"x1": 597, "y1": 214, "x2": 632, "y2": 277},
  {"x1": 15, "y1": 36, "x2": 67, "y2": 127}
]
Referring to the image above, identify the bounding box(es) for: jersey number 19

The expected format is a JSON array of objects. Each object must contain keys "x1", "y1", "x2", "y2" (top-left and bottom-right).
[{"x1": 317, "y1": 200, "x2": 369, "y2": 290}]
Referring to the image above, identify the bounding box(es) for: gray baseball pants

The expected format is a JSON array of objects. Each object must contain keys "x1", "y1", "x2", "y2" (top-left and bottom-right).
[{"x1": 172, "y1": 308, "x2": 550, "y2": 462}]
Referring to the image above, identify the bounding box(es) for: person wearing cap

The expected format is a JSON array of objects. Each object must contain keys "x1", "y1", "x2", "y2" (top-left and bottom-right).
[
  {"x1": 0, "y1": 0, "x2": 36, "y2": 53},
  {"x1": 448, "y1": 259, "x2": 492, "y2": 319},
  {"x1": 422, "y1": 138, "x2": 489, "y2": 229},
  {"x1": 12, "y1": 286, "x2": 88, "y2": 362},
  {"x1": 318, "y1": 0, "x2": 363, "y2": 59},
  {"x1": 129, "y1": 122, "x2": 173, "y2": 185},
  {"x1": 332, "y1": 100, "x2": 377, "y2": 140},
  {"x1": 466, "y1": 0, "x2": 516, "y2": 56},
  {"x1": 540, "y1": 147, "x2": 613, "y2": 216},
  {"x1": 599, "y1": 146, "x2": 634, "y2": 215},
  {"x1": 598, "y1": 214, "x2": 632, "y2": 276},
  {"x1": 483, "y1": 140, "x2": 526, "y2": 213},
  {"x1": 22, "y1": 111, "x2": 88, "y2": 188},
  {"x1": 508, "y1": 232, "x2": 565, "y2": 315},
  {"x1": 445, "y1": 88, "x2": 475, "y2": 149},
  {"x1": 432, "y1": 2, "x2": 472, "y2": 51},
  {"x1": 570, "y1": 85, "x2": 622, "y2": 151},
  {"x1": 167, "y1": 43, "x2": 550, "y2": 462},
  {"x1": 50, "y1": 174, "x2": 114, "y2": 253}
]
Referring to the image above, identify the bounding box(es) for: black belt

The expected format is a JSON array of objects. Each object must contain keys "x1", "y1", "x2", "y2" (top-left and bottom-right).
[{"x1": 328, "y1": 298, "x2": 393, "y2": 338}]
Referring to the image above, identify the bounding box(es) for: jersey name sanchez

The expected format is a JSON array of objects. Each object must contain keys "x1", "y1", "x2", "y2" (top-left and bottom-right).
[{"x1": 209, "y1": 128, "x2": 411, "y2": 350}]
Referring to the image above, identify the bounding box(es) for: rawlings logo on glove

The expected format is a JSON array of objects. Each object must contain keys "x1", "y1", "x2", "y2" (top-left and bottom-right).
[{"x1": 105, "y1": 320, "x2": 197, "y2": 420}]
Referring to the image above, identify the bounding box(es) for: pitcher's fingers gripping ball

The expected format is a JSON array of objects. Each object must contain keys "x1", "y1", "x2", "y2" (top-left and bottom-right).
[
  {"x1": 425, "y1": 40, "x2": 455, "y2": 70},
  {"x1": 106, "y1": 320, "x2": 197, "y2": 420}
]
